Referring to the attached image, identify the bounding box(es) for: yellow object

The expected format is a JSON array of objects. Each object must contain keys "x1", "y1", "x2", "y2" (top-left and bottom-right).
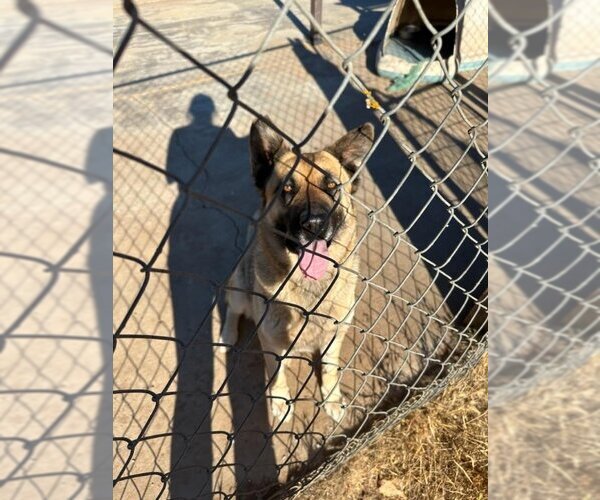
[{"x1": 362, "y1": 89, "x2": 381, "y2": 110}]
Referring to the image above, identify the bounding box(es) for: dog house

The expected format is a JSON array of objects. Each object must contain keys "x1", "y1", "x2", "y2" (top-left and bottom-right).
[
  {"x1": 489, "y1": 0, "x2": 599, "y2": 83},
  {"x1": 377, "y1": 0, "x2": 487, "y2": 90}
]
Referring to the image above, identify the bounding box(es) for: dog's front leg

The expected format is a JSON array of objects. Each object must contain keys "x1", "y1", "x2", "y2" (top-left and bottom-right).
[
  {"x1": 320, "y1": 330, "x2": 347, "y2": 422},
  {"x1": 262, "y1": 343, "x2": 294, "y2": 425},
  {"x1": 220, "y1": 308, "x2": 240, "y2": 350},
  {"x1": 219, "y1": 288, "x2": 247, "y2": 351}
]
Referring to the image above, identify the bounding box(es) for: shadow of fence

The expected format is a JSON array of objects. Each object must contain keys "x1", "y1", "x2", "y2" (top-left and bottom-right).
[{"x1": 112, "y1": 0, "x2": 488, "y2": 497}]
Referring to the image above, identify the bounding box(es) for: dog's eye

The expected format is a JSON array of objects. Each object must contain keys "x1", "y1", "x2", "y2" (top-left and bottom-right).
[
  {"x1": 283, "y1": 183, "x2": 293, "y2": 193},
  {"x1": 326, "y1": 181, "x2": 337, "y2": 191}
]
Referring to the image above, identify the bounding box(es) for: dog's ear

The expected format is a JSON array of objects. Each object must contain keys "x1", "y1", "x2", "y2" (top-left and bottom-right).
[
  {"x1": 326, "y1": 123, "x2": 374, "y2": 193},
  {"x1": 249, "y1": 117, "x2": 289, "y2": 190}
]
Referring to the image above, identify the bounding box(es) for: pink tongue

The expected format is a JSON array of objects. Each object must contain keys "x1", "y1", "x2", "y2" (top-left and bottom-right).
[{"x1": 299, "y1": 240, "x2": 329, "y2": 280}]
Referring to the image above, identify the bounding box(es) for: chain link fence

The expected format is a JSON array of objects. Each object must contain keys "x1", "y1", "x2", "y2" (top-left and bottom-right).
[
  {"x1": 113, "y1": 0, "x2": 488, "y2": 497},
  {"x1": 488, "y1": 0, "x2": 598, "y2": 497},
  {"x1": 1, "y1": 1, "x2": 112, "y2": 498},
  {"x1": 488, "y1": 0, "x2": 598, "y2": 406}
]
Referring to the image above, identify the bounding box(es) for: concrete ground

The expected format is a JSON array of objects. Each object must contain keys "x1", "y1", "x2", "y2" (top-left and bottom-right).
[
  {"x1": 488, "y1": 69, "x2": 599, "y2": 407},
  {"x1": 1, "y1": 1, "x2": 112, "y2": 499},
  {"x1": 112, "y1": 1, "x2": 487, "y2": 498}
]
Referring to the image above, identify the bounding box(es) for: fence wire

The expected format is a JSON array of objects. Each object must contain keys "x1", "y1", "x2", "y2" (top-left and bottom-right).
[
  {"x1": 488, "y1": 1, "x2": 598, "y2": 497},
  {"x1": 1, "y1": 1, "x2": 111, "y2": 498},
  {"x1": 113, "y1": 0, "x2": 488, "y2": 498},
  {"x1": 488, "y1": 0, "x2": 599, "y2": 406}
]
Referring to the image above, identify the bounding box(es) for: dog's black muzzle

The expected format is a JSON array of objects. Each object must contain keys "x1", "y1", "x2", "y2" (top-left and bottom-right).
[{"x1": 277, "y1": 204, "x2": 344, "y2": 253}]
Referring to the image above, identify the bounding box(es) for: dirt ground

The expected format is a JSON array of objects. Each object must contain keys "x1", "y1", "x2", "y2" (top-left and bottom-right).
[
  {"x1": 489, "y1": 354, "x2": 599, "y2": 499},
  {"x1": 112, "y1": 1, "x2": 487, "y2": 498}
]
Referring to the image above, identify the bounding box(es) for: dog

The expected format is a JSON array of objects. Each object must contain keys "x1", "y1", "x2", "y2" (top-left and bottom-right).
[{"x1": 221, "y1": 118, "x2": 374, "y2": 422}]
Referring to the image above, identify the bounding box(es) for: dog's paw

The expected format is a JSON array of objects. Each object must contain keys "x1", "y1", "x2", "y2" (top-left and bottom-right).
[
  {"x1": 217, "y1": 339, "x2": 231, "y2": 354},
  {"x1": 217, "y1": 330, "x2": 237, "y2": 353},
  {"x1": 321, "y1": 396, "x2": 347, "y2": 422},
  {"x1": 219, "y1": 312, "x2": 239, "y2": 353},
  {"x1": 270, "y1": 394, "x2": 294, "y2": 425},
  {"x1": 218, "y1": 328, "x2": 238, "y2": 354}
]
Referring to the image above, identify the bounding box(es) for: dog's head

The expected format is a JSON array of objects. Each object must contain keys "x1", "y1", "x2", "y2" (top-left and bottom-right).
[{"x1": 249, "y1": 118, "x2": 374, "y2": 279}]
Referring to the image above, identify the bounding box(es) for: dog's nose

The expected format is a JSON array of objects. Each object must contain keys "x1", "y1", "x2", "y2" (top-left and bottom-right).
[{"x1": 300, "y1": 211, "x2": 329, "y2": 235}]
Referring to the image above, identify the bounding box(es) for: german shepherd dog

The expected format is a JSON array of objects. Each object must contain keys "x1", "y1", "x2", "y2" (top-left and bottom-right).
[{"x1": 221, "y1": 118, "x2": 374, "y2": 422}]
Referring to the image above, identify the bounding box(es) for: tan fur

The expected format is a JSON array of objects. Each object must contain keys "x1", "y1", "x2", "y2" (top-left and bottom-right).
[{"x1": 221, "y1": 123, "x2": 372, "y2": 423}]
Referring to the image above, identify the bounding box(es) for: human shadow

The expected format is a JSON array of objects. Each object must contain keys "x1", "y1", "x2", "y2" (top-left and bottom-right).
[
  {"x1": 292, "y1": 40, "x2": 487, "y2": 322},
  {"x1": 85, "y1": 127, "x2": 113, "y2": 499},
  {"x1": 0, "y1": 0, "x2": 112, "y2": 497},
  {"x1": 166, "y1": 95, "x2": 277, "y2": 497},
  {"x1": 0, "y1": 127, "x2": 113, "y2": 498}
]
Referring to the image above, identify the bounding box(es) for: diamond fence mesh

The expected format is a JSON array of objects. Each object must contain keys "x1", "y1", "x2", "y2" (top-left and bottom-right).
[
  {"x1": 488, "y1": 0, "x2": 599, "y2": 406},
  {"x1": 1, "y1": 1, "x2": 111, "y2": 498},
  {"x1": 113, "y1": 0, "x2": 488, "y2": 498},
  {"x1": 488, "y1": 1, "x2": 599, "y2": 497}
]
